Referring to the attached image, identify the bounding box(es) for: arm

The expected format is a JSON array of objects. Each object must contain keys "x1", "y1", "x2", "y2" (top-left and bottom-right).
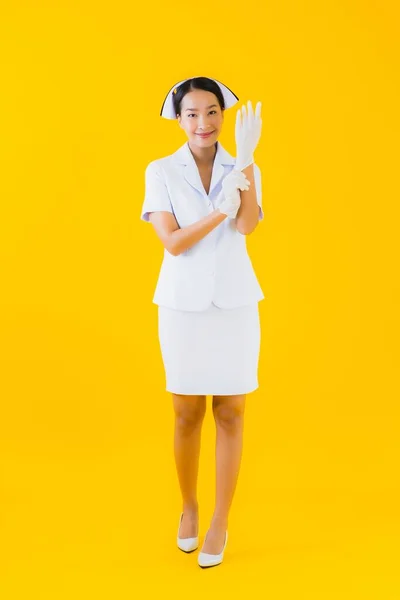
[
  {"x1": 148, "y1": 209, "x2": 227, "y2": 256},
  {"x1": 235, "y1": 164, "x2": 260, "y2": 235}
]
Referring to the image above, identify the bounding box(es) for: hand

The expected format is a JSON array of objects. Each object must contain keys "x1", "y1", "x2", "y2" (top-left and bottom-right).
[
  {"x1": 235, "y1": 100, "x2": 262, "y2": 171},
  {"x1": 217, "y1": 169, "x2": 251, "y2": 219}
]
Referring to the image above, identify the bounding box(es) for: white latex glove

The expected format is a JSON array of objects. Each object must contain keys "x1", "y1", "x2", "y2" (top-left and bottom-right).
[
  {"x1": 217, "y1": 169, "x2": 251, "y2": 219},
  {"x1": 235, "y1": 100, "x2": 262, "y2": 171}
]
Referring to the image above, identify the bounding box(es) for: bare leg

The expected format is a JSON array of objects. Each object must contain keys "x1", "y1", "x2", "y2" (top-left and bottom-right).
[
  {"x1": 173, "y1": 393, "x2": 206, "y2": 538},
  {"x1": 201, "y1": 394, "x2": 246, "y2": 554}
]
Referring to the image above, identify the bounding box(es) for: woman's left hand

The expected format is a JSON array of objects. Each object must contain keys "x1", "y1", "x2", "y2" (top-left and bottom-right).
[{"x1": 235, "y1": 100, "x2": 262, "y2": 171}]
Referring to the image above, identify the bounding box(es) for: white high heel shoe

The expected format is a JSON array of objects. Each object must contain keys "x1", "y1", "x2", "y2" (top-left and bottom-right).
[
  {"x1": 198, "y1": 530, "x2": 228, "y2": 568},
  {"x1": 177, "y1": 512, "x2": 199, "y2": 553}
]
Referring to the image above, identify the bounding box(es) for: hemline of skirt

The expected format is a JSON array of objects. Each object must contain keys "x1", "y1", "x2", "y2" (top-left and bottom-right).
[{"x1": 165, "y1": 385, "x2": 259, "y2": 396}]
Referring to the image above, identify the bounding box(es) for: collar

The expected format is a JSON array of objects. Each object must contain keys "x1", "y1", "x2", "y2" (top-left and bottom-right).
[{"x1": 171, "y1": 140, "x2": 235, "y2": 198}]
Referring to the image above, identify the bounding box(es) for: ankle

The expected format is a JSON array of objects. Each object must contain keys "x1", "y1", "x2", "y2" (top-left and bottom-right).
[
  {"x1": 182, "y1": 502, "x2": 199, "y2": 516},
  {"x1": 210, "y1": 514, "x2": 228, "y2": 529}
]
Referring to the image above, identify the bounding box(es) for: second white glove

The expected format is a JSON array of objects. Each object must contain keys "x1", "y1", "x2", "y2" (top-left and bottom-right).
[
  {"x1": 235, "y1": 100, "x2": 262, "y2": 171},
  {"x1": 217, "y1": 169, "x2": 251, "y2": 219}
]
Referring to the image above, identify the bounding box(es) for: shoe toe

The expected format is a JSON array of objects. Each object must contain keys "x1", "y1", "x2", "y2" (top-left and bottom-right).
[
  {"x1": 198, "y1": 531, "x2": 228, "y2": 567},
  {"x1": 198, "y1": 551, "x2": 223, "y2": 567},
  {"x1": 177, "y1": 535, "x2": 199, "y2": 552}
]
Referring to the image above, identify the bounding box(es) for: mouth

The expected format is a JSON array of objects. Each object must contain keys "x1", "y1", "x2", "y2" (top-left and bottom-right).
[{"x1": 196, "y1": 131, "x2": 215, "y2": 138}]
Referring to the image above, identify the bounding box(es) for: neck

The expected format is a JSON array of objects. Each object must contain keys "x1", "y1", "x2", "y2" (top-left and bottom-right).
[{"x1": 188, "y1": 140, "x2": 217, "y2": 167}]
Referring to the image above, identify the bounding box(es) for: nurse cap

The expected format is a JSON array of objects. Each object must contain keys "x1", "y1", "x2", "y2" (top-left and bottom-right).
[{"x1": 160, "y1": 76, "x2": 239, "y2": 119}]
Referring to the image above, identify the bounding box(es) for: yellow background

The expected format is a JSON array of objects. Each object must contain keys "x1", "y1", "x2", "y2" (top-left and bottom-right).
[{"x1": 1, "y1": 0, "x2": 399, "y2": 597}]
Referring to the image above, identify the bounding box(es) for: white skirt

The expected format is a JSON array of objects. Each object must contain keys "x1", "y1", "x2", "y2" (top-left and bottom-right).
[{"x1": 157, "y1": 302, "x2": 261, "y2": 395}]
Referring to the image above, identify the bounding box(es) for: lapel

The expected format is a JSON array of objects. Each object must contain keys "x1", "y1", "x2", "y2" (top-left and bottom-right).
[{"x1": 171, "y1": 140, "x2": 235, "y2": 198}]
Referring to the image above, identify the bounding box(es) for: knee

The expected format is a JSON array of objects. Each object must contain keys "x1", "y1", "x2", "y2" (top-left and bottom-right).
[
  {"x1": 213, "y1": 399, "x2": 245, "y2": 431},
  {"x1": 174, "y1": 396, "x2": 206, "y2": 432},
  {"x1": 175, "y1": 410, "x2": 205, "y2": 432}
]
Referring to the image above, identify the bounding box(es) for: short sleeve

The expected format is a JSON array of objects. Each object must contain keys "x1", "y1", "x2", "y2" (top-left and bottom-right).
[
  {"x1": 253, "y1": 163, "x2": 264, "y2": 221},
  {"x1": 140, "y1": 161, "x2": 174, "y2": 222}
]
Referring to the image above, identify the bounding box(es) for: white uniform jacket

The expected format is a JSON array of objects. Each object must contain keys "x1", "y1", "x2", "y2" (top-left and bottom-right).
[{"x1": 140, "y1": 140, "x2": 265, "y2": 312}]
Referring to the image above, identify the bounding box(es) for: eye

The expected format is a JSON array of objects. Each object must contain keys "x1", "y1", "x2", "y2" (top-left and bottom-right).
[{"x1": 188, "y1": 110, "x2": 218, "y2": 118}]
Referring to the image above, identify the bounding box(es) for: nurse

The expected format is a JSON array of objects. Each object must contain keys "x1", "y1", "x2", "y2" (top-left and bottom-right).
[{"x1": 140, "y1": 76, "x2": 264, "y2": 568}]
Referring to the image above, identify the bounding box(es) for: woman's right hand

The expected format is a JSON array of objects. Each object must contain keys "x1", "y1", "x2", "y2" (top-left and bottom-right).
[{"x1": 218, "y1": 169, "x2": 251, "y2": 219}]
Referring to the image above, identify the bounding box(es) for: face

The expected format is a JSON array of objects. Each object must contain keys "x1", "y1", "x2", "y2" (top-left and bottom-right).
[{"x1": 177, "y1": 89, "x2": 224, "y2": 147}]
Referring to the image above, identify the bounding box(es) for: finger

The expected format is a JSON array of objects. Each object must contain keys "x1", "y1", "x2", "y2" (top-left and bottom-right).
[
  {"x1": 237, "y1": 174, "x2": 251, "y2": 186},
  {"x1": 237, "y1": 172, "x2": 251, "y2": 185},
  {"x1": 255, "y1": 101, "x2": 262, "y2": 120},
  {"x1": 235, "y1": 108, "x2": 241, "y2": 131},
  {"x1": 238, "y1": 181, "x2": 250, "y2": 190},
  {"x1": 234, "y1": 177, "x2": 249, "y2": 190},
  {"x1": 241, "y1": 104, "x2": 247, "y2": 128},
  {"x1": 247, "y1": 100, "x2": 254, "y2": 127}
]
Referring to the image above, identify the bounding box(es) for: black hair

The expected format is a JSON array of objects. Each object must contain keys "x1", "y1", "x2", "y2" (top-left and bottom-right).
[{"x1": 172, "y1": 77, "x2": 226, "y2": 118}]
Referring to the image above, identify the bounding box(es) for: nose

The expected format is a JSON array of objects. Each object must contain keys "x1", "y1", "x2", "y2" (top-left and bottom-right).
[
  {"x1": 198, "y1": 117, "x2": 211, "y2": 129},
  {"x1": 199, "y1": 122, "x2": 212, "y2": 131}
]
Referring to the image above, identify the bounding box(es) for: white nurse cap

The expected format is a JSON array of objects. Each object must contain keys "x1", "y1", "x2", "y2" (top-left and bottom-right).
[{"x1": 160, "y1": 76, "x2": 239, "y2": 119}]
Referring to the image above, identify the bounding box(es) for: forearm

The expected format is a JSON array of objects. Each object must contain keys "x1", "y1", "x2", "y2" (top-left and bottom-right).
[
  {"x1": 170, "y1": 209, "x2": 227, "y2": 255},
  {"x1": 235, "y1": 164, "x2": 259, "y2": 235}
]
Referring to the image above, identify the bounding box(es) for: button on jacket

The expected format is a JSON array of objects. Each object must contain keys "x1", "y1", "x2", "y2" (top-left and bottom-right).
[{"x1": 141, "y1": 140, "x2": 265, "y2": 312}]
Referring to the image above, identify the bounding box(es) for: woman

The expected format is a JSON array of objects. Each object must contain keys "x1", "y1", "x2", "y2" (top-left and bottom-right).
[{"x1": 140, "y1": 76, "x2": 264, "y2": 568}]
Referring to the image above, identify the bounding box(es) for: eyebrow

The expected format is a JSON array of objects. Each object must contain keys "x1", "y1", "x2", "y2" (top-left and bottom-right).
[{"x1": 184, "y1": 104, "x2": 218, "y2": 111}]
